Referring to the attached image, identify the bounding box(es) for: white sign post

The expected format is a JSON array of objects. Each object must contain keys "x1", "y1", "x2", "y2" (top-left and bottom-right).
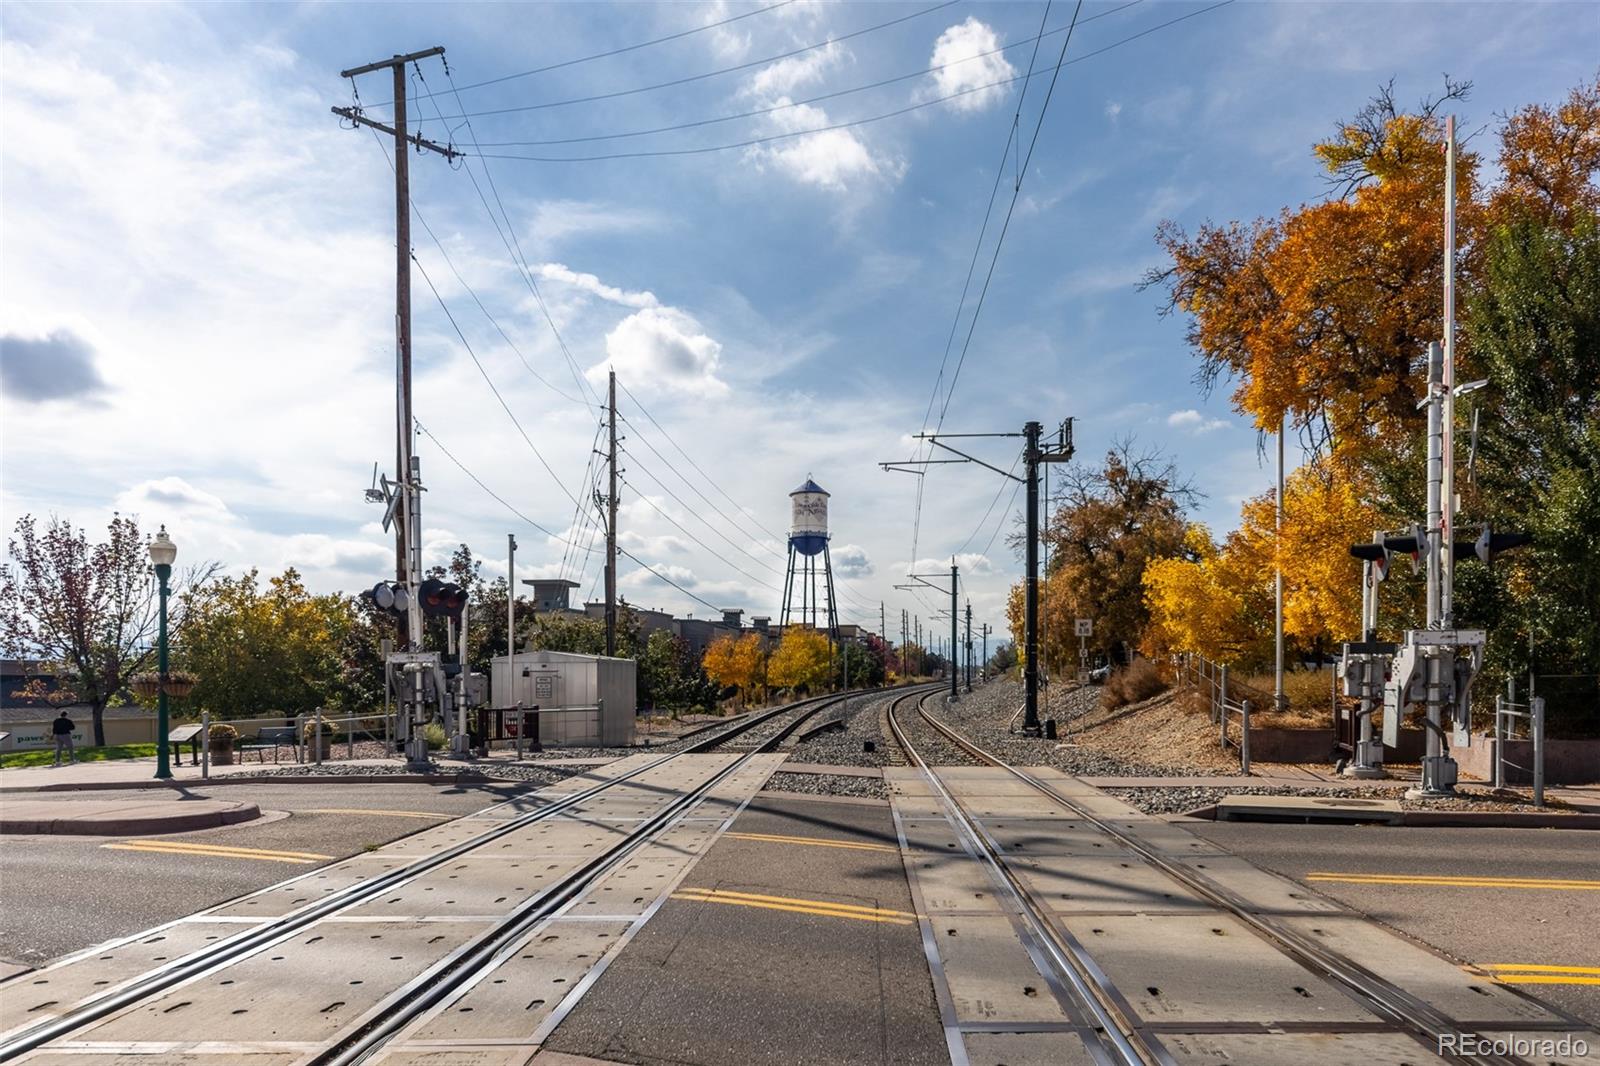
[{"x1": 1075, "y1": 619, "x2": 1092, "y2": 683}]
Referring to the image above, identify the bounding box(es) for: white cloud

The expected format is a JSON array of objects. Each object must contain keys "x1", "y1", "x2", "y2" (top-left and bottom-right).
[
  {"x1": 1105, "y1": 100, "x2": 1123, "y2": 124},
  {"x1": 832, "y1": 542, "x2": 874, "y2": 578},
  {"x1": 526, "y1": 200, "x2": 669, "y2": 253},
  {"x1": 538, "y1": 263, "x2": 659, "y2": 309},
  {"x1": 745, "y1": 99, "x2": 902, "y2": 191},
  {"x1": 592, "y1": 307, "x2": 727, "y2": 396},
  {"x1": 926, "y1": 18, "x2": 1017, "y2": 113},
  {"x1": 746, "y1": 41, "x2": 846, "y2": 98},
  {"x1": 1167, "y1": 409, "x2": 1229, "y2": 433}
]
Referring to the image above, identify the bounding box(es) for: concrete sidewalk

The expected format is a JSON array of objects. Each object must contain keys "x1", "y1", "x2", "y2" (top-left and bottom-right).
[{"x1": 0, "y1": 795, "x2": 260, "y2": 835}]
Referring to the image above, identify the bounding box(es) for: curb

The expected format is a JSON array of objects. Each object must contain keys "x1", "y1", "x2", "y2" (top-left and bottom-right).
[
  {"x1": 1179, "y1": 805, "x2": 1600, "y2": 830},
  {"x1": 0, "y1": 802, "x2": 262, "y2": 836},
  {"x1": 0, "y1": 772, "x2": 523, "y2": 795}
]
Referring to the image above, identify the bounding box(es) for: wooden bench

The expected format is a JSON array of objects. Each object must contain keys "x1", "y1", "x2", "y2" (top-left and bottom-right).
[{"x1": 238, "y1": 725, "x2": 298, "y2": 763}]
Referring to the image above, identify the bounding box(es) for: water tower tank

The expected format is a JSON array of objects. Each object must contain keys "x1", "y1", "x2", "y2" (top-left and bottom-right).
[{"x1": 789, "y1": 478, "x2": 830, "y2": 557}]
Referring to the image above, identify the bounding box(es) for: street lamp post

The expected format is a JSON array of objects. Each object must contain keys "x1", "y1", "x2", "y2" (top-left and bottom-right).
[{"x1": 149, "y1": 526, "x2": 178, "y2": 780}]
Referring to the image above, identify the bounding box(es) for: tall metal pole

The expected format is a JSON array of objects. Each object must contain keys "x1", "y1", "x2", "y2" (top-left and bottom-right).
[
  {"x1": 949, "y1": 559, "x2": 959, "y2": 702},
  {"x1": 393, "y1": 60, "x2": 415, "y2": 652},
  {"x1": 982, "y1": 623, "x2": 990, "y2": 682},
  {"x1": 1275, "y1": 420, "x2": 1285, "y2": 712},
  {"x1": 1419, "y1": 341, "x2": 1450, "y2": 796},
  {"x1": 605, "y1": 370, "x2": 619, "y2": 657},
  {"x1": 154, "y1": 564, "x2": 172, "y2": 780},
  {"x1": 1022, "y1": 420, "x2": 1042, "y2": 735},
  {"x1": 964, "y1": 601, "x2": 973, "y2": 693},
  {"x1": 507, "y1": 532, "x2": 517, "y2": 705},
  {"x1": 1441, "y1": 115, "x2": 1458, "y2": 625}
]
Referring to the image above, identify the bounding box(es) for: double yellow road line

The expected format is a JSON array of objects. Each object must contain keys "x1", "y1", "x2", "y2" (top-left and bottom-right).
[
  {"x1": 724, "y1": 831, "x2": 897, "y2": 854},
  {"x1": 1308, "y1": 871, "x2": 1600, "y2": 892},
  {"x1": 672, "y1": 887, "x2": 916, "y2": 925},
  {"x1": 1479, "y1": 964, "x2": 1600, "y2": 987},
  {"x1": 103, "y1": 840, "x2": 333, "y2": 865}
]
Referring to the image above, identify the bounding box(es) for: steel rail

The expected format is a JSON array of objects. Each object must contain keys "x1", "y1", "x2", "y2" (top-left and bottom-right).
[
  {"x1": 887, "y1": 690, "x2": 1161, "y2": 1066},
  {"x1": 910, "y1": 698, "x2": 1535, "y2": 1066},
  {"x1": 0, "y1": 691, "x2": 843, "y2": 1061}
]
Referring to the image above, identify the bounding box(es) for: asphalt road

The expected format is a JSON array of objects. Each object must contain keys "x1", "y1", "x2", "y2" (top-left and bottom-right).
[
  {"x1": 0, "y1": 780, "x2": 530, "y2": 971},
  {"x1": 1184, "y1": 820, "x2": 1600, "y2": 1027},
  {"x1": 546, "y1": 793, "x2": 949, "y2": 1066}
]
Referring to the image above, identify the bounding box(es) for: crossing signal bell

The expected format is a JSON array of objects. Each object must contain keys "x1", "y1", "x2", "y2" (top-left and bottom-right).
[{"x1": 419, "y1": 578, "x2": 468, "y2": 622}]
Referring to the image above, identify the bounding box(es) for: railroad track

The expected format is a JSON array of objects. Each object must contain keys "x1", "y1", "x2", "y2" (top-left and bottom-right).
[
  {"x1": 0, "y1": 691, "x2": 853, "y2": 1064},
  {"x1": 893, "y1": 690, "x2": 1540, "y2": 1066}
]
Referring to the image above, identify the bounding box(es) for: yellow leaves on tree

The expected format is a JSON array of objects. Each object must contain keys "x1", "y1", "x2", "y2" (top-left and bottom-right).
[
  {"x1": 1150, "y1": 75, "x2": 1600, "y2": 462},
  {"x1": 1143, "y1": 462, "x2": 1378, "y2": 666},
  {"x1": 702, "y1": 632, "x2": 766, "y2": 706},
  {"x1": 767, "y1": 626, "x2": 834, "y2": 692}
]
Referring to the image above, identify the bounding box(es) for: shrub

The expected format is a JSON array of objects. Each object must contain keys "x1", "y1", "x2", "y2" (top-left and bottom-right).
[
  {"x1": 207, "y1": 723, "x2": 239, "y2": 745},
  {"x1": 303, "y1": 718, "x2": 339, "y2": 741},
  {"x1": 422, "y1": 722, "x2": 446, "y2": 751},
  {"x1": 1101, "y1": 658, "x2": 1167, "y2": 710}
]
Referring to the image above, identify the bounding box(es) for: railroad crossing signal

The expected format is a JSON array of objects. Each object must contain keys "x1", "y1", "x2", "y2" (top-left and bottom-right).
[
  {"x1": 364, "y1": 581, "x2": 410, "y2": 616},
  {"x1": 418, "y1": 578, "x2": 468, "y2": 622}
]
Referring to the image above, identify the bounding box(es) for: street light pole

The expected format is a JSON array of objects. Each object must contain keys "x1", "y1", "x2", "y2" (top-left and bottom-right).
[{"x1": 148, "y1": 527, "x2": 178, "y2": 781}]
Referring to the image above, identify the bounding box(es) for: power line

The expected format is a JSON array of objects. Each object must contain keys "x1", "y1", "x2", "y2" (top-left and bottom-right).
[
  {"x1": 472, "y1": 1, "x2": 1145, "y2": 148},
  {"x1": 361, "y1": 1, "x2": 800, "y2": 109},
  {"x1": 956, "y1": 449, "x2": 1024, "y2": 556},
  {"x1": 415, "y1": 1, "x2": 958, "y2": 123},
  {"x1": 412, "y1": 252, "x2": 587, "y2": 513},
  {"x1": 618, "y1": 546, "x2": 727, "y2": 615},
  {"x1": 415, "y1": 419, "x2": 596, "y2": 553},
  {"x1": 620, "y1": 473, "x2": 783, "y2": 593},
  {"x1": 462, "y1": 3, "x2": 1232, "y2": 163}
]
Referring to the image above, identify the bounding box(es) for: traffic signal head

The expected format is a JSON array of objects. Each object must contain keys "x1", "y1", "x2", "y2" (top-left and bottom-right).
[
  {"x1": 364, "y1": 581, "x2": 410, "y2": 615},
  {"x1": 1473, "y1": 524, "x2": 1533, "y2": 564},
  {"x1": 419, "y1": 578, "x2": 468, "y2": 621}
]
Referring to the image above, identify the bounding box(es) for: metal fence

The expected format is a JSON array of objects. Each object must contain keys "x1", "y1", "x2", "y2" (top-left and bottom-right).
[{"x1": 1174, "y1": 653, "x2": 1253, "y2": 774}]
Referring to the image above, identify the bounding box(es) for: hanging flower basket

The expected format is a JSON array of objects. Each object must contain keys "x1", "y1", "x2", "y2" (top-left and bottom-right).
[
  {"x1": 163, "y1": 672, "x2": 198, "y2": 698},
  {"x1": 130, "y1": 674, "x2": 161, "y2": 700}
]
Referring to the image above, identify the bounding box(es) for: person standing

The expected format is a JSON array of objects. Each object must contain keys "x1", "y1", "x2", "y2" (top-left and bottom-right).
[{"x1": 52, "y1": 710, "x2": 76, "y2": 766}]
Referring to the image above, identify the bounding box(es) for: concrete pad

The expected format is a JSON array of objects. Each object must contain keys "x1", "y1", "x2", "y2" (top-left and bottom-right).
[
  {"x1": 1058, "y1": 913, "x2": 1376, "y2": 1024},
  {"x1": 1011, "y1": 856, "x2": 1210, "y2": 914},
  {"x1": 1093, "y1": 820, "x2": 1228, "y2": 857},
  {"x1": 1159, "y1": 1031, "x2": 1441, "y2": 1064},
  {"x1": 906, "y1": 851, "x2": 1006, "y2": 913},
  {"x1": 0, "y1": 798, "x2": 260, "y2": 836},
  {"x1": 962, "y1": 1030, "x2": 1099, "y2": 1066},
  {"x1": 343, "y1": 856, "x2": 571, "y2": 919},
  {"x1": 80, "y1": 919, "x2": 492, "y2": 1044},
  {"x1": 400, "y1": 921, "x2": 631, "y2": 1042},
  {"x1": 1216, "y1": 794, "x2": 1403, "y2": 824},
  {"x1": 1283, "y1": 915, "x2": 1566, "y2": 1024},
  {"x1": 19, "y1": 1045, "x2": 310, "y2": 1063},
  {"x1": 979, "y1": 819, "x2": 1128, "y2": 857},
  {"x1": 932, "y1": 916, "x2": 1072, "y2": 1025},
  {"x1": 898, "y1": 818, "x2": 969, "y2": 855},
  {"x1": 1174, "y1": 856, "x2": 1342, "y2": 914},
  {"x1": 209, "y1": 854, "x2": 418, "y2": 918},
  {"x1": 0, "y1": 923, "x2": 246, "y2": 1037},
  {"x1": 372, "y1": 1048, "x2": 537, "y2": 1066}
]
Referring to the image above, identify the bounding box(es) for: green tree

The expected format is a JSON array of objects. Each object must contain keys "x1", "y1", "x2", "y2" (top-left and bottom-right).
[{"x1": 175, "y1": 568, "x2": 355, "y2": 718}]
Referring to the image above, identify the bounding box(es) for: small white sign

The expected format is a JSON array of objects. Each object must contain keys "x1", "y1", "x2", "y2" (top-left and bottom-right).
[{"x1": 1074, "y1": 618, "x2": 1093, "y2": 637}]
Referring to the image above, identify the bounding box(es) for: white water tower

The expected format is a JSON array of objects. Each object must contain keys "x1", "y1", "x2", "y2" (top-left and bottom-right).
[{"x1": 781, "y1": 477, "x2": 838, "y2": 638}]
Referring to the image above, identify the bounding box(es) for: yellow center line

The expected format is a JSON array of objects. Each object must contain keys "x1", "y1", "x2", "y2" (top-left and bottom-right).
[
  {"x1": 1489, "y1": 975, "x2": 1600, "y2": 986},
  {"x1": 724, "y1": 831, "x2": 898, "y2": 853},
  {"x1": 1481, "y1": 964, "x2": 1600, "y2": 975},
  {"x1": 678, "y1": 887, "x2": 916, "y2": 917},
  {"x1": 1308, "y1": 872, "x2": 1600, "y2": 890},
  {"x1": 299, "y1": 808, "x2": 454, "y2": 820},
  {"x1": 672, "y1": 891, "x2": 915, "y2": 925},
  {"x1": 102, "y1": 840, "x2": 333, "y2": 862}
]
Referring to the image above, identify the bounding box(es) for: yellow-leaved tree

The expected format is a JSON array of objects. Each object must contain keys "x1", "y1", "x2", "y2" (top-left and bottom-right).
[
  {"x1": 1143, "y1": 524, "x2": 1267, "y2": 665},
  {"x1": 702, "y1": 632, "x2": 766, "y2": 707},
  {"x1": 767, "y1": 627, "x2": 833, "y2": 692}
]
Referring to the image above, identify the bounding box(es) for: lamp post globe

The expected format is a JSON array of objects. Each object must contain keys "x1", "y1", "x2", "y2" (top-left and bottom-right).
[{"x1": 148, "y1": 526, "x2": 178, "y2": 779}]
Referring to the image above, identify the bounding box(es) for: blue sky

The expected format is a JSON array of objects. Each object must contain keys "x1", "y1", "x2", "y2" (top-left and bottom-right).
[{"x1": 1, "y1": 1, "x2": 1593, "y2": 644}]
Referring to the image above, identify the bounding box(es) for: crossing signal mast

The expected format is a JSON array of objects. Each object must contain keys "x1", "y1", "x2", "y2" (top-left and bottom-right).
[{"x1": 1339, "y1": 117, "x2": 1531, "y2": 795}]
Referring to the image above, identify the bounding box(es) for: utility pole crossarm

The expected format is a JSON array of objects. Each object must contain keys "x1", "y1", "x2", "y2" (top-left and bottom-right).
[
  {"x1": 332, "y1": 108, "x2": 461, "y2": 160},
  {"x1": 341, "y1": 46, "x2": 446, "y2": 79}
]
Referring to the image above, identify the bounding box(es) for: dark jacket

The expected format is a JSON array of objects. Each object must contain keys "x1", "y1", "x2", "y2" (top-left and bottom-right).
[{"x1": 52, "y1": 714, "x2": 75, "y2": 736}]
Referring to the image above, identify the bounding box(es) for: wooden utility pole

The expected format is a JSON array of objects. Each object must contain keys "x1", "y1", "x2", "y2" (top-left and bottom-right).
[
  {"x1": 605, "y1": 370, "x2": 619, "y2": 657},
  {"x1": 334, "y1": 48, "x2": 458, "y2": 649}
]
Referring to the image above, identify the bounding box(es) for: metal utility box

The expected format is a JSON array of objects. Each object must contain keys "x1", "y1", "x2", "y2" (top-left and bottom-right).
[{"x1": 489, "y1": 650, "x2": 636, "y2": 747}]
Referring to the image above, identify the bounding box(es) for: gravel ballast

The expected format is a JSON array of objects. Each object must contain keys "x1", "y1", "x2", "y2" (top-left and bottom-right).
[{"x1": 762, "y1": 770, "x2": 889, "y2": 800}]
